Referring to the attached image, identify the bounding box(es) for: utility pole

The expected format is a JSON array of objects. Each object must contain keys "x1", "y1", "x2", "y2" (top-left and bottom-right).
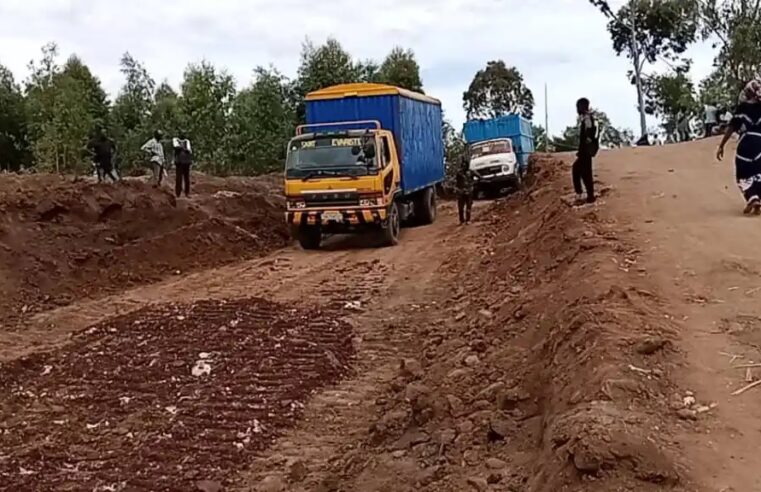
[
  {"x1": 629, "y1": 2, "x2": 648, "y2": 140},
  {"x1": 544, "y1": 83, "x2": 549, "y2": 152}
]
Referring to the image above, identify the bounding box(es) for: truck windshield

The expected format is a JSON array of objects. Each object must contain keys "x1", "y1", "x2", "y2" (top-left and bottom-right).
[
  {"x1": 286, "y1": 136, "x2": 377, "y2": 178},
  {"x1": 471, "y1": 140, "x2": 512, "y2": 159}
]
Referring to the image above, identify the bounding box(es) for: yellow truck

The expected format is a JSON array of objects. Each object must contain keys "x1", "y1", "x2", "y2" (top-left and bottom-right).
[{"x1": 284, "y1": 83, "x2": 445, "y2": 249}]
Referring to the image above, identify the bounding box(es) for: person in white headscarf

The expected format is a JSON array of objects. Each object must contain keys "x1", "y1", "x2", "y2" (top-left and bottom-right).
[{"x1": 717, "y1": 78, "x2": 761, "y2": 214}]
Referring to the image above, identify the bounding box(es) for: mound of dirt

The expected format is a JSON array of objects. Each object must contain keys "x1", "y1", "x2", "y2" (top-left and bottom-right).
[
  {"x1": 322, "y1": 156, "x2": 685, "y2": 491},
  {"x1": 0, "y1": 174, "x2": 289, "y2": 325},
  {"x1": 0, "y1": 297, "x2": 354, "y2": 491}
]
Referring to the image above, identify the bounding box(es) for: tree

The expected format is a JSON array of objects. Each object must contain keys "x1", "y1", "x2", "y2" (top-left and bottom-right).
[
  {"x1": 226, "y1": 67, "x2": 295, "y2": 175},
  {"x1": 697, "y1": 0, "x2": 761, "y2": 98},
  {"x1": 644, "y1": 68, "x2": 698, "y2": 133},
  {"x1": 532, "y1": 124, "x2": 547, "y2": 152},
  {"x1": 551, "y1": 110, "x2": 633, "y2": 150},
  {"x1": 442, "y1": 116, "x2": 466, "y2": 193},
  {"x1": 378, "y1": 47, "x2": 424, "y2": 93},
  {"x1": 150, "y1": 82, "x2": 182, "y2": 140},
  {"x1": 463, "y1": 61, "x2": 534, "y2": 120},
  {"x1": 589, "y1": 0, "x2": 700, "y2": 137},
  {"x1": 356, "y1": 59, "x2": 381, "y2": 84},
  {"x1": 25, "y1": 44, "x2": 107, "y2": 174},
  {"x1": 179, "y1": 61, "x2": 235, "y2": 175},
  {"x1": 0, "y1": 64, "x2": 30, "y2": 171},
  {"x1": 111, "y1": 53, "x2": 156, "y2": 172}
]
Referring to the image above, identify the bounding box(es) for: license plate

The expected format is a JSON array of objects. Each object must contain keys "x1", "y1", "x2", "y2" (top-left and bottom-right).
[{"x1": 322, "y1": 211, "x2": 343, "y2": 222}]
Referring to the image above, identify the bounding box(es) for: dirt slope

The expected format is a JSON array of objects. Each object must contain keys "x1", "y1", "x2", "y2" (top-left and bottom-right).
[
  {"x1": 0, "y1": 173, "x2": 289, "y2": 327},
  {"x1": 596, "y1": 137, "x2": 761, "y2": 492},
  {"x1": 0, "y1": 143, "x2": 753, "y2": 491}
]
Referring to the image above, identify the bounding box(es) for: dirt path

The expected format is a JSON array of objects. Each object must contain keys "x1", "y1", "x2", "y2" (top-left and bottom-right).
[{"x1": 597, "y1": 138, "x2": 761, "y2": 492}]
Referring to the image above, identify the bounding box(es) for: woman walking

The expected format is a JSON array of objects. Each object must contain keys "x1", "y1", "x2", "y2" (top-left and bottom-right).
[{"x1": 717, "y1": 78, "x2": 761, "y2": 215}]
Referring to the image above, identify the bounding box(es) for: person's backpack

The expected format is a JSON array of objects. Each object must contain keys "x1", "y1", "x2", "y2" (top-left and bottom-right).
[{"x1": 175, "y1": 140, "x2": 192, "y2": 165}]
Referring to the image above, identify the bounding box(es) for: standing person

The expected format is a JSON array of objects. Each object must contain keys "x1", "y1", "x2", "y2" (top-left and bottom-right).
[
  {"x1": 173, "y1": 133, "x2": 193, "y2": 198},
  {"x1": 455, "y1": 152, "x2": 475, "y2": 225},
  {"x1": 141, "y1": 130, "x2": 165, "y2": 187},
  {"x1": 704, "y1": 103, "x2": 719, "y2": 137},
  {"x1": 717, "y1": 78, "x2": 761, "y2": 215},
  {"x1": 573, "y1": 98, "x2": 599, "y2": 204},
  {"x1": 88, "y1": 129, "x2": 118, "y2": 183}
]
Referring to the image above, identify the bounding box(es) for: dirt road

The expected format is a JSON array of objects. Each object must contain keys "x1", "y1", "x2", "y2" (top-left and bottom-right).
[
  {"x1": 2, "y1": 145, "x2": 759, "y2": 491},
  {"x1": 598, "y1": 137, "x2": 761, "y2": 492}
]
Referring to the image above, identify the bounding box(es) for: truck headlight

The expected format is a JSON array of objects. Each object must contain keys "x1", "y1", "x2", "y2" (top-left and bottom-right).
[{"x1": 502, "y1": 165, "x2": 511, "y2": 174}]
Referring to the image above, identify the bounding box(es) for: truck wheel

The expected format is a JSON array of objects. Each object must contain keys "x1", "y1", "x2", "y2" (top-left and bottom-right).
[
  {"x1": 417, "y1": 187, "x2": 437, "y2": 225},
  {"x1": 297, "y1": 227, "x2": 321, "y2": 250},
  {"x1": 382, "y1": 202, "x2": 401, "y2": 246}
]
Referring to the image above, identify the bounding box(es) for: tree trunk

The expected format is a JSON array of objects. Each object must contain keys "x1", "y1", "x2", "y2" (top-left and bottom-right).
[{"x1": 630, "y1": 12, "x2": 648, "y2": 138}]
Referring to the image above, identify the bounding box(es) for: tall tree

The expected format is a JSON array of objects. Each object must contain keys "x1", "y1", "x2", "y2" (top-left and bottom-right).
[
  {"x1": 589, "y1": 0, "x2": 700, "y2": 137},
  {"x1": 179, "y1": 61, "x2": 235, "y2": 175},
  {"x1": 697, "y1": 0, "x2": 761, "y2": 97},
  {"x1": 378, "y1": 47, "x2": 424, "y2": 93},
  {"x1": 226, "y1": 67, "x2": 295, "y2": 175},
  {"x1": 294, "y1": 38, "x2": 360, "y2": 120},
  {"x1": 0, "y1": 64, "x2": 30, "y2": 171},
  {"x1": 644, "y1": 68, "x2": 698, "y2": 133},
  {"x1": 25, "y1": 44, "x2": 106, "y2": 173},
  {"x1": 463, "y1": 61, "x2": 534, "y2": 120},
  {"x1": 111, "y1": 53, "x2": 156, "y2": 172}
]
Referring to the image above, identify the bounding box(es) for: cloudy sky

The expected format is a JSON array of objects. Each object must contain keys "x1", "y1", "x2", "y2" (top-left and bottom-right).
[{"x1": 0, "y1": 0, "x2": 717, "y2": 135}]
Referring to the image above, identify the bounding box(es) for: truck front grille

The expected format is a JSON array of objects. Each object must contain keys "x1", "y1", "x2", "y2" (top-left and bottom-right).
[
  {"x1": 303, "y1": 191, "x2": 359, "y2": 208},
  {"x1": 476, "y1": 165, "x2": 503, "y2": 177}
]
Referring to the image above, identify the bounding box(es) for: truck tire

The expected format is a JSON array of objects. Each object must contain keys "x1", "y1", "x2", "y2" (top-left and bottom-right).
[
  {"x1": 382, "y1": 201, "x2": 401, "y2": 246},
  {"x1": 297, "y1": 227, "x2": 321, "y2": 250},
  {"x1": 416, "y1": 187, "x2": 437, "y2": 225}
]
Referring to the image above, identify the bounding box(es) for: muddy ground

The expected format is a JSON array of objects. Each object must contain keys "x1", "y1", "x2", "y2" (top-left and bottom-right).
[{"x1": 0, "y1": 143, "x2": 755, "y2": 491}]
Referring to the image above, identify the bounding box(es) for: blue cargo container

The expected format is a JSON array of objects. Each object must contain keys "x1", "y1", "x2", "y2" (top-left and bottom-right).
[
  {"x1": 463, "y1": 115, "x2": 535, "y2": 169},
  {"x1": 305, "y1": 84, "x2": 444, "y2": 195}
]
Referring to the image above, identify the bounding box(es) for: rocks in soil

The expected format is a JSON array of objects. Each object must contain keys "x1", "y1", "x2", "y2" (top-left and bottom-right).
[
  {"x1": 466, "y1": 476, "x2": 489, "y2": 491},
  {"x1": 287, "y1": 459, "x2": 308, "y2": 483},
  {"x1": 477, "y1": 381, "x2": 506, "y2": 401},
  {"x1": 487, "y1": 414, "x2": 515, "y2": 442},
  {"x1": 486, "y1": 457, "x2": 507, "y2": 469},
  {"x1": 258, "y1": 474, "x2": 287, "y2": 492},
  {"x1": 446, "y1": 394, "x2": 465, "y2": 417},
  {"x1": 464, "y1": 355, "x2": 480, "y2": 367},
  {"x1": 399, "y1": 358, "x2": 424, "y2": 380},
  {"x1": 487, "y1": 472, "x2": 503, "y2": 484},
  {"x1": 676, "y1": 408, "x2": 698, "y2": 421},
  {"x1": 636, "y1": 337, "x2": 668, "y2": 355},
  {"x1": 196, "y1": 480, "x2": 223, "y2": 492}
]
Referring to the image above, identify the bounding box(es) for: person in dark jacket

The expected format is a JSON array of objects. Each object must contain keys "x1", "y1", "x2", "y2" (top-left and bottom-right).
[
  {"x1": 88, "y1": 129, "x2": 118, "y2": 183},
  {"x1": 717, "y1": 78, "x2": 761, "y2": 215},
  {"x1": 173, "y1": 133, "x2": 193, "y2": 197},
  {"x1": 573, "y1": 98, "x2": 599, "y2": 204},
  {"x1": 455, "y1": 153, "x2": 476, "y2": 224}
]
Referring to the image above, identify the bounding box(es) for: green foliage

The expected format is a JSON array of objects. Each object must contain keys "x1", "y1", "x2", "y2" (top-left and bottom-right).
[
  {"x1": 442, "y1": 116, "x2": 466, "y2": 193},
  {"x1": 551, "y1": 110, "x2": 633, "y2": 151},
  {"x1": 532, "y1": 124, "x2": 547, "y2": 152},
  {"x1": 644, "y1": 69, "x2": 698, "y2": 132},
  {"x1": 225, "y1": 67, "x2": 296, "y2": 175},
  {"x1": 111, "y1": 53, "x2": 156, "y2": 172},
  {"x1": 590, "y1": 0, "x2": 699, "y2": 65},
  {"x1": 698, "y1": 0, "x2": 761, "y2": 99},
  {"x1": 295, "y1": 38, "x2": 360, "y2": 120},
  {"x1": 378, "y1": 47, "x2": 424, "y2": 93},
  {"x1": 463, "y1": 61, "x2": 534, "y2": 120},
  {"x1": 0, "y1": 64, "x2": 30, "y2": 171},
  {"x1": 24, "y1": 44, "x2": 110, "y2": 174},
  {"x1": 179, "y1": 61, "x2": 235, "y2": 175}
]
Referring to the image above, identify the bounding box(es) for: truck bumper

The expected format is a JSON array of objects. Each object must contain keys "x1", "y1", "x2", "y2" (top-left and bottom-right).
[
  {"x1": 286, "y1": 208, "x2": 388, "y2": 229},
  {"x1": 476, "y1": 170, "x2": 519, "y2": 185}
]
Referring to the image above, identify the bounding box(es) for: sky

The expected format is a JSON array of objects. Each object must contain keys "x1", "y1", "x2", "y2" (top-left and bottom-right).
[{"x1": 0, "y1": 0, "x2": 719, "y2": 136}]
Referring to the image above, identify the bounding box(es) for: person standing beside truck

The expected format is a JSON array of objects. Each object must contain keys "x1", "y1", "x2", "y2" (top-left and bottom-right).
[
  {"x1": 173, "y1": 133, "x2": 193, "y2": 198},
  {"x1": 88, "y1": 128, "x2": 119, "y2": 183},
  {"x1": 573, "y1": 98, "x2": 599, "y2": 205},
  {"x1": 455, "y1": 152, "x2": 476, "y2": 224}
]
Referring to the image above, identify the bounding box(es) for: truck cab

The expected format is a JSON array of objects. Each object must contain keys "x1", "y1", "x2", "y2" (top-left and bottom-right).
[
  {"x1": 468, "y1": 138, "x2": 521, "y2": 193},
  {"x1": 285, "y1": 123, "x2": 403, "y2": 249}
]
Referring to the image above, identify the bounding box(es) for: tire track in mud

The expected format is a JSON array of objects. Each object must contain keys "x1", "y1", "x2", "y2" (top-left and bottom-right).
[{"x1": 0, "y1": 298, "x2": 355, "y2": 491}]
